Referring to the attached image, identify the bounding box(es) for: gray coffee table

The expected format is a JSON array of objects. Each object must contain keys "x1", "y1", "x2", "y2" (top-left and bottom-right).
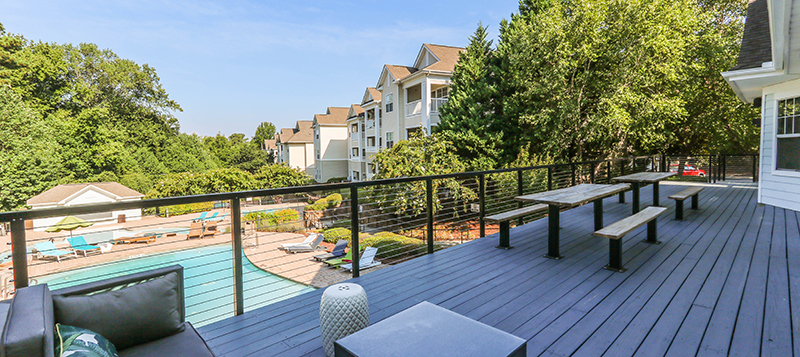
[{"x1": 333, "y1": 301, "x2": 526, "y2": 357}]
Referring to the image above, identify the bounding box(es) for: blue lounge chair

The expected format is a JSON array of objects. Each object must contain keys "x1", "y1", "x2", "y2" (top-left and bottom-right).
[
  {"x1": 67, "y1": 236, "x2": 101, "y2": 257},
  {"x1": 193, "y1": 212, "x2": 209, "y2": 222},
  {"x1": 313, "y1": 240, "x2": 348, "y2": 262},
  {"x1": 208, "y1": 213, "x2": 228, "y2": 222},
  {"x1": 33, "y1": 241, "x2": 77, "y2": 262},
  {"x1": 202, "y1": 212, "x2": 219, "y2": 221}
]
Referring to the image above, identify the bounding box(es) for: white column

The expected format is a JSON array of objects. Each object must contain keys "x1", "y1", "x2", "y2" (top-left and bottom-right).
[{"x1": 423, "y1": 78, "x2": 431, "y2": 134}]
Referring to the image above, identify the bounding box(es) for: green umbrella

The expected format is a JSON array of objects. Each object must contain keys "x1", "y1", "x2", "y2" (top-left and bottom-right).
[{"x1": 45, "y1": 216, "x2": 94, "y2": 236}]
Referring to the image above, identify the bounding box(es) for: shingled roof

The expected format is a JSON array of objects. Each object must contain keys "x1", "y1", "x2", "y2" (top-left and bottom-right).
[
  {"x1": 385, "y1": 65, "x2": 418, "y2": 81},
  {"x1": 314, "y1": 107, "x2": 350, "y2": 126},
  {"x1": 731, "y1": 0, "x2": 772, "y2": 71},
  {"x1": 27, "y1": 182, "x2": 144, "y2": 206},
  {"x1": 286, "y1": 121, "x2": 313, "y2": 143},
  {"x1": 422, "y1": 44, "x2": 465, "y2": 72}
]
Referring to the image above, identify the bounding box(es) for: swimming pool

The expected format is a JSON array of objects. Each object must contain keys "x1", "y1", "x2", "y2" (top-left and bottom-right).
[{"x1": 36, "y1": 244, "x2": 315, "y2": 326}]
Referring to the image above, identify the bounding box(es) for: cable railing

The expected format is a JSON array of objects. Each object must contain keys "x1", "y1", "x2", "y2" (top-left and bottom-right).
[{"x1": 0, "y1": 153, "x2": 757, "y2": 326}]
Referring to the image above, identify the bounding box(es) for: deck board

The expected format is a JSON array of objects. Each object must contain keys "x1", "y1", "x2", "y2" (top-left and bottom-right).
[{"x1": 196, "y1": 181, "x2": 798, "y2": 356}]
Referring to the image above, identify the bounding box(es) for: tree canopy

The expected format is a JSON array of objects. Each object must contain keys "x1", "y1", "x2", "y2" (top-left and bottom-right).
[{"x1": 436, "y1": 0, "x2": 759, "y2": 167}]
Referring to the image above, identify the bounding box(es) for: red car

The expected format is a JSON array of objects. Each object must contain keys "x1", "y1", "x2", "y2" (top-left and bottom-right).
[{"x1": 669, "y1": 164, "x2": 706, "y2": 177}]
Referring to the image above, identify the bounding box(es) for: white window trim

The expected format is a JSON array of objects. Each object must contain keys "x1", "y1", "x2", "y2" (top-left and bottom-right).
[{"x1": 774, "y1": 94, "x2": 800, "y2": 173}]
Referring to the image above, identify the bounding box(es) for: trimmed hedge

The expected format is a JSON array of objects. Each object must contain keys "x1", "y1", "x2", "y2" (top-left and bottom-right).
[
  {"x1": 158, "y1": 202, "x2": 214, "y2": 217},
  {"x1": 320, "y1": 227, "x2": 369, "y2": 245},
  {"x1": 360, "y1": 232, "x2": 426, "y2": 259},
  {"x1": 245, "y1": 208, "x2": 301, "y2": 232}
]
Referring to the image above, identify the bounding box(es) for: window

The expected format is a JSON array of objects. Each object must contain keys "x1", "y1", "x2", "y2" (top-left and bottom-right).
[
  {"x1": 352, "y1": 148, "x2": 359, "y2": 157},
  {"x1": 385, "y1": 94, "x2": 394, "y2": 113},
  {"x1": 351, "y1": 124, "x2": 358, "y2": 133},
  {"x1": 367, "y1": 109, "x2": 374, "y2": 120},
  {"x1": 367, "y1": 137, "x2": 375, "y2": 147},
  {"x1": 432, "y1": 87, "x2": 449, "y2": 98},
  {"x1": 352, "y1": 171, "x2": 360, "y2": 181},
  {"x1": 369, "y1": 163, "x2": 377, "y2": 174},
  {"x1": 316, "y1": 149, "x2": 320, "y2": 159},
  {"x1": 386, "y1": 132, "x2": 394, "y2": 149},
  {"x1": 777, "y1": 97, "x2": 800, "y2": 171}
]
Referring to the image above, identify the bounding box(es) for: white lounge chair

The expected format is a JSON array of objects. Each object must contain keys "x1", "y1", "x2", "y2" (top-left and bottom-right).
[
  {"x1": 281, "y1": 234, "x2": 325, "y2": 253},
  {"x1": 341, "y1": 247, "x2": 381, "y2": 271}
]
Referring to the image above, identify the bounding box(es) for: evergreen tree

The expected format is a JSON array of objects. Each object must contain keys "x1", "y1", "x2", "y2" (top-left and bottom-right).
[{"x1": 435, "y1": 24, "x2": 503, "y2": 170}]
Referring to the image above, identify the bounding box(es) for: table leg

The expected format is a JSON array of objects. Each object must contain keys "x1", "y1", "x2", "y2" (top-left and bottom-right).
[
  {"x1": 546, "y1": 205, "x2": 563, "y2": 259},
  {"x1": 618, "y1": 191, "x2": 625, "y2": 203},
  {"x1": 593, "y1": 198, "x2": 603, "y2": 231},
  {"x1": 632, "y1": 182, "x2": 640, "y2": 214},
  {"x1": 653, "y1": 181, "x2": 660, "y2": 207}
]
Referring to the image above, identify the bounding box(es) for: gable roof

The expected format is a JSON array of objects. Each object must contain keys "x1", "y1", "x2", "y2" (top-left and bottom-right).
[
  {"x1": 276, "y1": 128, "x2": 295, "y2": 143},
  {"x1": 731, "y1": 0, "x2": 771, "y2": 71},
  {"x1": 385, "y1": 65, "x2": 418, "y2": 82},
  {"x1": 263, "y1": 139, "x2": 277, "y2": 150},
  {"x1": 419, "y1": 44, "x2": 465, "y2": 72},
  {"x1": 27, "y1": 182, "x2": 144, "y2": 206},
  {"x1": 286, "y1": 120, "x2": 313, "y2": 143},
  {"x1": 314, "y1": 107, "x2": 350, "y2": 126},
  {"x1": 348, "y1": 104, "x2": 364, "y2": 119},
  {"x1": 361, "y1": 87, "x2": 382, "y2": 105}
]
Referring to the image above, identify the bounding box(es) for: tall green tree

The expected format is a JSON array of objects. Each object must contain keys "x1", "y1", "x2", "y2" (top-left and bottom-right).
[
  {"x1": 253, "y1": 121, "x2": 276, "y2": 147},
  {"x1": 436, "y1": 24, "x2": 502, "y2": 171}
]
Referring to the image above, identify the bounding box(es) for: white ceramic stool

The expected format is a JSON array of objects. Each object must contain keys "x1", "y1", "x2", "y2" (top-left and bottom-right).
[{"x1": 319, "y1": 283, "x2": 369, "y2": 357}]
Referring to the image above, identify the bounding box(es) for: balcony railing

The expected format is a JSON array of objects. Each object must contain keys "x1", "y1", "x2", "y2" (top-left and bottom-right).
[
  {"x1": 406, "y1": 100, "x2": 422, "y2": 116},
  {"x1": 431, "y1": 98, "x2": 448, "y2": 113},
  {"x1": 0, "y1": 154, "x2": 756, "y2": 326}
]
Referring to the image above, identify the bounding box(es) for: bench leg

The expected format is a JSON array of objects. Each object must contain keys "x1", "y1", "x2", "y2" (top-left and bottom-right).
[
  {"x1": 604, "y1": 239, "x2": 626, "y2": 273},
  {"x1": 593, "y1": 198, "x2": 603, "y2": 231},
  {"x1": 692, "y1": 194, "x2": 699, "y2": 210},
  {"x1": 619, "y1": 191, "x2": 625, "y2": 203},
  {"x1": 644, "y1": 219, "x2": 661, "y2": 244},
  {"x1": 546, "y1": 205, "x2": 563, "y2": 259},
  {"x1": 675, "y1": 200, "x2": 684, "y2": 220},
  {"x1": 496, "y1": 221, "x2": 513, "y2": 249}
]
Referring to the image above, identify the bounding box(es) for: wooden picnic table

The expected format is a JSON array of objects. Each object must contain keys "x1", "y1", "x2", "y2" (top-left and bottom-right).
[
  {"x1": 612, "y1": 172, "x2": 677, "y2": 214},
  {"x1": 516, "y1": 183, "x2": 630, "y2": 259}
]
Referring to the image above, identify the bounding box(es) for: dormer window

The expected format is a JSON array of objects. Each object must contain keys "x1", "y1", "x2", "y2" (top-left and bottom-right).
[{"x1": 385, "y1": 94, "x2": 394, "y2": 113}]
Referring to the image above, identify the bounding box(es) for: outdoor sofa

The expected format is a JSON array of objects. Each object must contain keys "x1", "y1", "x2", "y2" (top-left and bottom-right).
[{"x1": 0, "y1": 265, "x2": 215, "y2": 357}]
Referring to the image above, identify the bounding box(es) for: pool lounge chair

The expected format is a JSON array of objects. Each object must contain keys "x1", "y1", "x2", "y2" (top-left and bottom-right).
[
  {"x1": 202, "y1": 212, "x2": 219, "y2": 221},
  {"x1": 284, "y1": 234, "x2": 325, "y2": 253},
  {"x1": 323, "y1": 249, "x2": 354, "y2": 268},
  {"x1": 341, "y1": 247, "x2": 381, "y2": 272},
  {"x1": 33, "y1": 241, "x2": 77, "y2": 262},
  {"x1": 208, "y1": 213, "x2": 228, "y2": 222},
  {"x1": 279, "y1": 233, "x2": 317, "y2": 250},
  {"x1": 313, "y1": 240, "x2": 348, "y2": 262},
  {"x1": 66, "y1": 236, "x2": 101, "y2": 257},
  {"x1": 192, "y1": 212, "x2": 209, "y2": 222},
  {"x1": 188, "y1": 222, "x2": 215, "y2": 239}
]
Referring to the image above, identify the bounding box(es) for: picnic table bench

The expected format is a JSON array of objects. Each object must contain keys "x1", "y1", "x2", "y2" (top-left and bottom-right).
[
  {"x1": 669, "y1": 186, "x2": 704, "y2": 220},
  {"x1": 594, "y1": 206, "x2": 667, "y2": 272},
  {"x1": 484, "y1": 204, "x2": 548, "y2": 249},
  {"x1": 612, "y1": 171, "x2": 678, "y2": 213},
  {"x1": 516, "y1": 183, "x2": 630, "y2": 259}
]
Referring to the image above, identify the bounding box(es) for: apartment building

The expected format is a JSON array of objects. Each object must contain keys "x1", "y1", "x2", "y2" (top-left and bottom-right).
[
  {"x1": 347, "y1": 43, "x2": 464, "y2": 181},
  {"x1": 275, "y1": 121, "x2": 315, "y2": 176},
  {"x1": 312, "y1": 106, "x2": 351, "y2": 183}
]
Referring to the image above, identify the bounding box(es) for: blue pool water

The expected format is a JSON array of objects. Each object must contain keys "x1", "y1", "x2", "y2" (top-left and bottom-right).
[{"x1": 36, "y1": 244, "x2": 315, "y2": 326}]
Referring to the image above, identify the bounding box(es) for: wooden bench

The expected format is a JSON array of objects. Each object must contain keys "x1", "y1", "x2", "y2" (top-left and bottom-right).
[
  {"x1": 485, "y1": 204, "x2": 548, "y2": 249},
  {"x1": 593, "y1": 206, "x2": 667, "y2": 272},
  {"x1": 668, "y1": 186, "x2": 704, "y2": 220}
]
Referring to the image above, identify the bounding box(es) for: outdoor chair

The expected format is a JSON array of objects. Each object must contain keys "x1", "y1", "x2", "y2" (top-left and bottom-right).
[
  {"x1": 66, "y1": 236, "x2": 101, "y2": 257},
  {"x1": 188, "y1": 222, "x2": 203, "y2": 239},
  {"x1": 284, "y1": 234, "x2": 325, "y2": 253},
  {"x1": 279, "y1": 233, "x2": 317, "y2": 250},
  {"x1": 341, "y1": 247, "x2": 381, "y2": 271},
  {"x1": 202, "y1": 212, "x2": 219, "y2": 221},
  {"x1": 313, "y1": 240, "x2": 348, "y2": 262},
  {"x1": 323, "y1": 249, "x2": 353, "y2": 268},
  {"x1": 192, "y1": 212, "x2": 208, "y2": 222},
  {"x1": 33, "y1": 241, "x2": 77, "y2": 262},
  {"x1": 208, "y1": 213, "x2": 228, "y2": 222}
]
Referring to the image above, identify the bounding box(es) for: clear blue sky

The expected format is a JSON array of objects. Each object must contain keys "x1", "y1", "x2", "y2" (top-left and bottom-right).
[{"x1": 1, "y1": 0, "x2": 520, "y2": 138}]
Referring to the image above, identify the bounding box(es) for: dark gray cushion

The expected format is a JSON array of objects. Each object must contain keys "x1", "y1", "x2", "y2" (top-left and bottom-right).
[
  {"x1": 118, "y1": 322, "x2": 215, "y2": 357},
  {"x1": 0, "y1": 284, "x2": 55, "y2": 357},
  {"x1": 53, "y1": 272, "x2": 183, "y2": 351}
]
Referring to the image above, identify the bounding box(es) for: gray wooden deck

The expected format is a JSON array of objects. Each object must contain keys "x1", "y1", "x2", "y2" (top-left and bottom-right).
[{"x1": 198, "y1": 181, "x2": 799, "y2": 356}]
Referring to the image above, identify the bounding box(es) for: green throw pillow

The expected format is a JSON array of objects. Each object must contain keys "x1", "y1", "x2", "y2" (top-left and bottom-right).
[{"x1": 55, "y1": 324, "x2": 118, "y2": 357}]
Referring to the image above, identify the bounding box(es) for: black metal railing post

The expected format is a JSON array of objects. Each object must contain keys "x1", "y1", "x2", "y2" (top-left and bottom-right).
[
  {"x1": 590, "y1": 163, "x2": 595, "y2": 183},
  {"x1": 606, "y1": 161, "x2": 612, "y2": 183},
  {"x1": 350, "y1": 186, "x2": 360, "y2": 278},
  {"x1": 547, "y1": 167, "x2": 553, "y2": 191},
  {"x1": 230, "y1": 198, "x2": 244, "y2": 316},
  {"x1": 619, "y1": 159, "x2": 626, "y2": 203},
  {"x1": 660, "y1": 154, "x2": 666, "y2": 172},
  {"x1": 479, "y1": 174, "x2": 485, "y2": 238},
  {"x1": 517, "y1": 170, "x2": 524, "y2": 226},
  {"x1": 426, "y1": 178, "x2": 434, "y2": 254},
  {"x1": 722, "y1": 155, "x2": 727, "y2": 181},
  {"x1": 11, "y1": 219, "x2": 28, "y2": 290},
  {"x1": 752, "y1": 154, "x2": 758, "y2": 182}
]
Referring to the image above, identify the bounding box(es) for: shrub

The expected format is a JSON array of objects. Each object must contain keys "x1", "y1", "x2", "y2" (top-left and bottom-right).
[
  {"x1": 158, "y1": 202, "x2": 214, "y2": 217},
  {"x1": 360, "y1": 232, "x2": 426, "y2": 259},
  {"x1": 326, "y1": 193, "x2": 343, "y2": 207},
  {"x1": 305, "y1": 193, "x2": 343, "y2": 212},
  {"x1": 245, "y1": 208, "x2": 300, "y2": 231},
  {"x1": 320, "y1": 227, "x2": 369, "y2": 245}
]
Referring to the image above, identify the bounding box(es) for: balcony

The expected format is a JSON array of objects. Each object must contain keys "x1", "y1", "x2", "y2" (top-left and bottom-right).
[
  {"x1": 406, "y1": 99, "x2": 422, "y2": 117},
  {"x1": 3, "y1": 155, "x2": 784, "y2": 357},
  {"x1": 431, "y1": 97, "x2": 448, "y2": 113}
]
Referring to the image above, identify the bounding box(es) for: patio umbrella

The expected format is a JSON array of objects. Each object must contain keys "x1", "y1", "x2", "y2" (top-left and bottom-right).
[{"x1": 45, "y1": 216, "x2": 94, "y2": 237}]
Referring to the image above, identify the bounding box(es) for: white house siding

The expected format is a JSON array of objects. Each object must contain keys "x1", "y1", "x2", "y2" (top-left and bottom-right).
[
  {"x1": 32, "y1": 191, "x2": 142, "y2": 231},
  {"x1": 759, "y1": 82, "x2": 800, "y2": 212}
]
